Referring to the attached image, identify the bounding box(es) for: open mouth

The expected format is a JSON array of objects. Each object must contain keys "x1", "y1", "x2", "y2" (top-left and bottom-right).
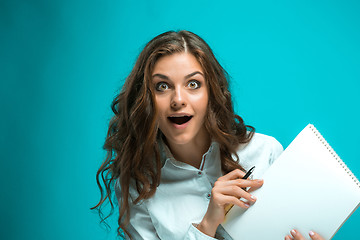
[{"x1": 168, "y1": 116, "x2": 193, "y2": 125}]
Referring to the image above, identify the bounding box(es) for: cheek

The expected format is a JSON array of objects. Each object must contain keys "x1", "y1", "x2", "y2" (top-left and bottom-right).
[
  {"x1": 154, "y1": 95, "x2": 168, "y2": 121},
  {"x1": 154, "y1": 95, "x2": 165, "y2": 110},
  {"x1": 191, "y1": 92, "x2": 209, "y2": 113}
]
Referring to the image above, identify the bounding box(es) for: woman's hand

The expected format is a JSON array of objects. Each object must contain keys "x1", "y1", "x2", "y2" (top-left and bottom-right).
[
  {"x1": 197, "y1": 169, "x2": 264, "y2": 237},
  {"x1": 285, "y1": 229, "x2": 325, "y2": 240}
]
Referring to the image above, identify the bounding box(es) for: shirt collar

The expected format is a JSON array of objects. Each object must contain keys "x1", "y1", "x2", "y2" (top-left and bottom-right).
[{"x1": 159, "y1": 138, "x2": 219, "y2": 171}]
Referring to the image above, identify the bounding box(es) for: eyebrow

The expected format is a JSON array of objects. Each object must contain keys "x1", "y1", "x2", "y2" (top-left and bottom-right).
[
  {"x1": 152, "y1": 71, "x2": 204, "y2": 80},
  {"x1": 185, "y1": 71, "x2": 204, "y2": 79}
]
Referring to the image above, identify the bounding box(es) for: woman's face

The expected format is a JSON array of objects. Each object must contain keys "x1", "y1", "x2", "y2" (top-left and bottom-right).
[{"x1": 152, "y1": 53, "x2": 209, "y2": 146}]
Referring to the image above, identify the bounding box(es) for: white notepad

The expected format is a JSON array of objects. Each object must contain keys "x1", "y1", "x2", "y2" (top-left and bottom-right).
[{"x1": 222, "y1": 124, "x2": 360, "y2": 240}]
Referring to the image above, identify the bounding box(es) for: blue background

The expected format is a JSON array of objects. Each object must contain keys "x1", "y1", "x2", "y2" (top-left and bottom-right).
[{"x1": 1, "y1": 0, "x2": 359, "y2": 239}]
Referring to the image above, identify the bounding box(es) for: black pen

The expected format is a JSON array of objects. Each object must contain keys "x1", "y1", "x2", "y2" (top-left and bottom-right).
[
  {"x1": 242, "y1": 166, "x2": 255, "y2": 181},
  {"x1": 225, "y1": 166, "x2": 256, "y2": 214}
]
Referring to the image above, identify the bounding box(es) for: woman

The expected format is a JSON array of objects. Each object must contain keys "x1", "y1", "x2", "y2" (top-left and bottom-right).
[{"x1": 92, "y1": 30, "x2": 324, "y2": 240}]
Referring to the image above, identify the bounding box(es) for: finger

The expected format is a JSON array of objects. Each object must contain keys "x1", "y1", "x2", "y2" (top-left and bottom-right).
[
  {"x1": 217, "y1": 185, "x2": 257, "y2": 204},
  {"x1": 290, "y1": 229, "x2": 306, "y2": 240},
  {"x1": 247, "y1": 179, "x2": 264, "y2": 192},
  {"x1": 284, "y1": 235, "x2": 293, "y2": 240},
  {"x1": 309, "y1": 231, "x2": 325, "y2": 240},
  {"x1": 211, "y1": 189, "x2": 252, "y2": 209},
  {"x1": 218, "y1": 169, "x2": 245, "y2": 181},
  {"x1": 214, "y1": 178, "x2": 264, "y2": 189},
  {"x1": 220, "y1": 195, "x2": 251, "y2": 209},
  {"x1": 233, "y1": 179, "x2": 264, "y2": 189}
]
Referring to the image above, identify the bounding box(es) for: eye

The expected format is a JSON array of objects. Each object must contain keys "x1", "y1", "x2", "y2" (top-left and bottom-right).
[
  {"x1": 155, "y1": 82, "x2": 169, "y2": 92},
  {"x1": 187, "y1": 80, "x2": 201, "y2": 89}
]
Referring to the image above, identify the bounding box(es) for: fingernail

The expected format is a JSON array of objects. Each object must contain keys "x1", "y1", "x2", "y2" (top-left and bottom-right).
[
  {"x1": 309, "y1": 231, "x2": 315, "y2": 236},
  {"x1": 244, "y1": 203, "x2": 250, "y2": 208},
  {"x1": 250, "y1": 195, "x2": 256, "y2": 200},
  {"x1": 291, "y1": 229, "x2": 296, "y2": 236}
]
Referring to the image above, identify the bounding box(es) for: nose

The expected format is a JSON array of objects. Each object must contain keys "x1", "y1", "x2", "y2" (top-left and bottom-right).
[{"x1": 171, "y1": 88, "x2": 186, "y2": 109}]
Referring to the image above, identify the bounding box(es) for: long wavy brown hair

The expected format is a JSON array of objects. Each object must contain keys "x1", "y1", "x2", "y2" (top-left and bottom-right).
[{"x1": 91, "y1": 30, "x2": 255, "y2": 238}]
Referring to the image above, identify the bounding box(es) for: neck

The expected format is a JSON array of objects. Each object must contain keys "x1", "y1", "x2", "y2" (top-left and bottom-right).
[{"x1": 165, "y1": 129, "x2": 211, "y2": 169}]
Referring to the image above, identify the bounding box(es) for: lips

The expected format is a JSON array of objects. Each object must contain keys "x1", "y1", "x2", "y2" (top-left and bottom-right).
[{"x1": 168, "y1": 115, "x2": 193, "y2": 125}]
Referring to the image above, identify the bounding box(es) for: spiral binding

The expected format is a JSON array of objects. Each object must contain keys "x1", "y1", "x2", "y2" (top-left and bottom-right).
[{"x1": 308, "y1": 124, "x2": 360, "y2": 188}]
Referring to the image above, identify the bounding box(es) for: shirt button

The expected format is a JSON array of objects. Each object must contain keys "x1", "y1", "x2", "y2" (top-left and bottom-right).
[
  {"x1": 206, "y1": 193, "x2": 211, "y2": 199},
  {"x1": 197, "y1": 171, "x2": 202, "y2": 176}
]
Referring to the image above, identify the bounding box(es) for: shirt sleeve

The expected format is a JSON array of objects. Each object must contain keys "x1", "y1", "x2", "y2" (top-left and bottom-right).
[
  {"x1": 269, "y1": 136, "x2": 284, "y2": 165},
  {"x1": 115, "y1": 180, "x2": 160, "y2": 240},
  {"x1": 116, "y1": 180, "x2": 219, "y2": 240},
  {"x1": 183, "y1": 224, "x2": 218, "y2": 240},
  {"x1": 124, "y1": 200, "x2": 161, "y2": 240},
  {"x1": 125, "y1": 202, "x2": 221, "y2": 240}
]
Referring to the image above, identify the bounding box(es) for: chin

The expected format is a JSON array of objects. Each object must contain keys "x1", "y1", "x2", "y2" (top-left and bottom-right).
[
  {"x1": 167, "y1": 135, "x2": 193, "y2": 145},
  {"x1": 161, "y1": 131, "x2": 195, "y2": 145}
]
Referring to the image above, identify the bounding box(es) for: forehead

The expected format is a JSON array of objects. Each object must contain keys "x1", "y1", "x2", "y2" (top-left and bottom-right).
[{"x1": 152, "y1": 53, "x2": 203, "y2": 76}]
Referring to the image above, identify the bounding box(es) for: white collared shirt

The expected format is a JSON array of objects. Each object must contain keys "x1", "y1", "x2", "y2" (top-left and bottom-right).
[{"x1": 115, "y1": 133, "x2": 283, "y2": 239}]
